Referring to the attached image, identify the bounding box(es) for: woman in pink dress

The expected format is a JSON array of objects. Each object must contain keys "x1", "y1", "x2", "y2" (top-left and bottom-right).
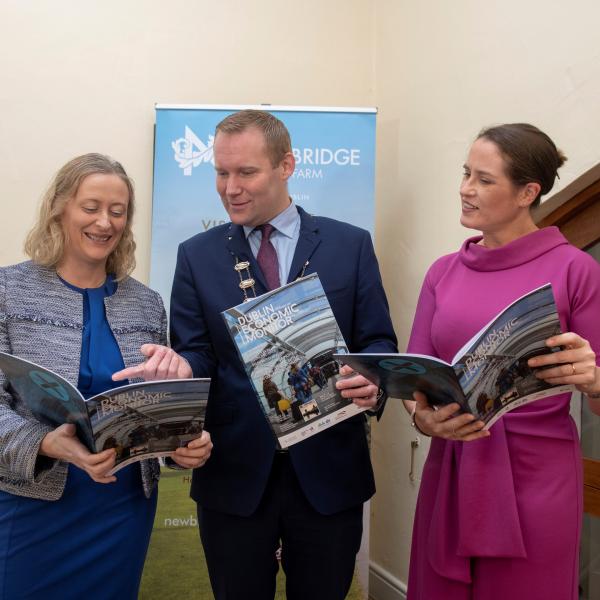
[{"x1": 406, "y1": 123, "x2": 600, "y2": 599}]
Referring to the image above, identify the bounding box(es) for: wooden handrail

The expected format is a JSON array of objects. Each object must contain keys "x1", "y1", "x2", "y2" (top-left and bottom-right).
[
  {"x1": 583, "y1": 458, "x2": 600, "y2": 517},
  {"x1": 534, "y1": 179, "x2": 600, "y2": 250}
]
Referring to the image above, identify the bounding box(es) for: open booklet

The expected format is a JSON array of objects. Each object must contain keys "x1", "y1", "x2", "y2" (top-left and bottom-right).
[
  {"x1": 222, "y1": 273, "x2": 366, "y2": 448},
  {"x1": 337, "y1": 284, "x2": 572, "y2": 428},
  {"x1": 0, "y1": 352, "x2": 210, "y2": 473}
]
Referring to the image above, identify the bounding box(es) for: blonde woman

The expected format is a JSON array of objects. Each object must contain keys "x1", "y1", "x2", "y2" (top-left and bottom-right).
[{"x1": 0, "y1": 154, "x2": 212, "y2": 599}]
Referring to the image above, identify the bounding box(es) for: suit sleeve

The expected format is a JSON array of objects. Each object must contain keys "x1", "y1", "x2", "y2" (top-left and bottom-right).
[
  {"x1": 170, "y1": 243, "x2": 217, "y2": 378},
  {"x1": 349, "y1": 232, "x2": 398, "y2": 418},
  {"x1": 350, "y1": 231, "x2": 398, "y2": 354}
]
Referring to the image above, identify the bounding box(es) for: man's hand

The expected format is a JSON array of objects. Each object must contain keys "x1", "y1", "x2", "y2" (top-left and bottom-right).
[
  {"x1": 170, "y1": 431, "x2": 213, "y2": 469},
  {"x1": 39, "y1": 424, "x2": 117, "y2": 483},
  {"x1": 335, "y1": 364, "x2": 380, "y2": 409},
  {"x1": 112, "y1": 344, "x2": 193, "y2": 382}
]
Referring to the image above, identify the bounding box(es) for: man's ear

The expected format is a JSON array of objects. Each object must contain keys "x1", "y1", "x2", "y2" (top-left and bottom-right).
[{"x1": 279, "y1": 152, "x2": 295, "y2": 180}]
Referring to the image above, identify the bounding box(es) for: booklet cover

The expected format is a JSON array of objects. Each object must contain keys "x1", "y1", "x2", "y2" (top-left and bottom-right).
[
  {"x1": 0, "y1": 352, "x2": 210, "y2": 473},
  {"x1": 222, "y1": 273, "x2": 367, "y2": 448},
  {"x1": 337, "y1": 284, "x2": 572, "y2": 428}
]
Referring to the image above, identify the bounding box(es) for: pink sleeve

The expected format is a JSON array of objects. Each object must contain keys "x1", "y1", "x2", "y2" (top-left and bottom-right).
[
  {"x1": 566, "y1": 252, "x2": 600, "y2": 367},
  {"x1": 407, "y1": 268, "x2": 439, "y2": 356}
]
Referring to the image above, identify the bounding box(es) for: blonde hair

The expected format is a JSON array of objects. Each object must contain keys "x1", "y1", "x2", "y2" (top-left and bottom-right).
[
  {"x1": 215, "y1": 109, "x2": 292, "y2": 167},
  {"x1": 24, "y1": 153, "x2": 136, "y2": 280}
]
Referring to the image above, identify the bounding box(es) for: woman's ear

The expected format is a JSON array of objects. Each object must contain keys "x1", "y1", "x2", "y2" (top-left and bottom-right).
[{"x1": 520, "y1": 182, "x2": 541, "y2": 207}]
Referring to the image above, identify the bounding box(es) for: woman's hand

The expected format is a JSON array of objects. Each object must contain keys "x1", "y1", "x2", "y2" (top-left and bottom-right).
[
  {"x1": 171, "y1": 430, "x2": 213, "y2": 469},
  {"x1": 336, "y1": 364, "x2": 380, "y2": 409},
  {"x1": 111, "y1": 344, "x2": 193, "y2": 382},
  {"x1": 412, "y1": 391, "x2": 489, "y2": 441},
  {"x1": 528, "y1": 332, "x2": 599, "y2": 393},
  {"x1": 39, "y1": 424, "x2": 117, "y2": 483}
]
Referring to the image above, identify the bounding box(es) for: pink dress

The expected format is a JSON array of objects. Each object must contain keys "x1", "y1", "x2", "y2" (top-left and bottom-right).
[{"x1": 407, "y1": 227, "x2": 600, "y2": 600}]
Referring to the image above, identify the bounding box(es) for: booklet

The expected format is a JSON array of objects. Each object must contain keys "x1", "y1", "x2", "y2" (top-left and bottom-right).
[
  {"x1": 0, "y1": 352, "x2": 210, "y2": 473},
  {"x1": 222, "y1": 273, "x2": 367, "y2": 448},
  {"x1": 336, "y1": 284, "x2": 572, "y2": 428}
]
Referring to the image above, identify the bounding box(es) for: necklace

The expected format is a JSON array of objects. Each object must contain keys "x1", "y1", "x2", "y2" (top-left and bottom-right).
[
  {"x1": 234, "y1": 259, "x2": 257, "y2": 302},
  {"x1": 233, "y1": 256, "x2": 309, "y2": 302}
]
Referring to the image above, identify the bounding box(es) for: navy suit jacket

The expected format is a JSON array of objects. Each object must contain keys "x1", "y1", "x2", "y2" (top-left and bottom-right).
[{"x1": 170, "y1": 206, "x2": 397, "y2": 516}]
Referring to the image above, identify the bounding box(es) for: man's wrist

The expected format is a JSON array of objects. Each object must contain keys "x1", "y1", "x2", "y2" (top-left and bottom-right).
[
  {"x1": 373, "y1": 387, "x2": 386, "y2": 410},
  {"x1": 366, "y1": 388, "x2": 386, "y2": 416}
]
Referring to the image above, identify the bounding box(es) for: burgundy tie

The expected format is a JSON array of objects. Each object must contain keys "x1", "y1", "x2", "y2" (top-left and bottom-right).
[{"x1": 256, "y1": 224, "x2": 280, "y2": 290}]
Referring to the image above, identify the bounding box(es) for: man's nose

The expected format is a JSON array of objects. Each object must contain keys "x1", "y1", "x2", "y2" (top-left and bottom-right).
[{"x1": 226, "y1": 175, "x2": 241, "y2": 195}]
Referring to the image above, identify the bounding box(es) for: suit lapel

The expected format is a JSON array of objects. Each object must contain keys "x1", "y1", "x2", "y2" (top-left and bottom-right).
[
  {"x1": 287, "y1": 207, "x2": 321, "y2": 283},
  {"x1": 224, "y1": 224, "x2": 269, "y2": 292},
  {"x1": 224, "y1": 207, "x2": 321, "y2": 291}
]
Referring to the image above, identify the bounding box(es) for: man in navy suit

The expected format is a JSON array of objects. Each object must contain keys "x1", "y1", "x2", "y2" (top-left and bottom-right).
[{"x1": 170, "y1": 110, "x2": 397, "y2": 600}]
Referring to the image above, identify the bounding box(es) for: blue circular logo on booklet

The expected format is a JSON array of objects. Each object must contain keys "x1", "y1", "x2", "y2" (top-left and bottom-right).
[
  {"x1": 29, "y1": 370, "x2": 71, "y2": 402},
  {"x1": 379, "y1": 359, "x2": 427, "y2": 375}
]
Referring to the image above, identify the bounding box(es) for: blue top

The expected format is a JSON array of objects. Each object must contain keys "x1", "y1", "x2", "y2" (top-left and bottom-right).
[
  {"x1": 59, "y1": 274, "x2": 126, "y2": 397},
  {"x1": 0, "y1": 273, "x2": 156, "y2": 600}
]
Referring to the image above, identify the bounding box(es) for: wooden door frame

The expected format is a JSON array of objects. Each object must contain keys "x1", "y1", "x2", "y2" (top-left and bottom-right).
[{"x1": 533, "y1": 173, "x2": 600, "y2": 516}]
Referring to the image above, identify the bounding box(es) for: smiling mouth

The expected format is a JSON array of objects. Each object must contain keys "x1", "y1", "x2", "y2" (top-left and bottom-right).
[
  {"x1": 462, "y1": 201, "x2": 477, "y2": 210},
  {"x1": 85, "y1": 233, "x2": 112, "y2": 242}
]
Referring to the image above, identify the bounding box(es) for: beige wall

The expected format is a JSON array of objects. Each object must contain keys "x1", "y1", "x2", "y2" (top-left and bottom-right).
[
  {"x1": 0, "y1": 0, "x2": 374, "y2": 281},
  {"x1": 371, "y1": 0, "x2": 600, "y2": 592}
]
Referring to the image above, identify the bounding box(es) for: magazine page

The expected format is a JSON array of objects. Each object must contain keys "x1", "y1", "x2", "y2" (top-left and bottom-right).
[
  {"x1": 482, "y1": 383, "x2": 573, "y2": 429},
  {"x1": 451, "y1": 283, "x2": 571, "y2": 424},
  {"x1": 450, "y1": 283, "x2": 555, "y2": 363},
  {"x1": 222, "y1": 273, "x2": 366, "y2": 449},
  {"x1": 335, "y1": 353, "x2": 467, "y2": 409},
  {"x1": 0, "y1": 351, "x2": 95, "y2": 451},
  {"x1": 86, "y1": 379, "x2": 210, "y2": 473}
]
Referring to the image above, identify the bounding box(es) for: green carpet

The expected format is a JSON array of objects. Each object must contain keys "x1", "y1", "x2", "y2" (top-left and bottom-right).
[{"x1": 140, "y1": 468, "x2": 364, "y2": 599}]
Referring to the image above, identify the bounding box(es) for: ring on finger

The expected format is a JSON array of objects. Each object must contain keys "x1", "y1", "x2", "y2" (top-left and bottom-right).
[{"x1": 571, "y1": 363, "x2": 577, "y2": 375}]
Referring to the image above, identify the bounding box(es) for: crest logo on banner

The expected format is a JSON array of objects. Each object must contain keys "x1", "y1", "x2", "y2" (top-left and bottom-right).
[{"x1": 171, "y1": 126, "x2": 214, "y2": 175}]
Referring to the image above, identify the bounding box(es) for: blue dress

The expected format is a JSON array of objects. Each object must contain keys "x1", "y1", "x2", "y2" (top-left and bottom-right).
[{"x1": 0, "y1": 277, "x2": 157, "y2": 599}]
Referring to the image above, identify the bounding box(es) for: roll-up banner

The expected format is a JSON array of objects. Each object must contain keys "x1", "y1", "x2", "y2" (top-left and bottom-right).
[
  {"x1": 144, "y1": 105, "x2": 376, "y2": 599},
  {"x1": 150, "y1": 104, "x2": 376, "y2": 311}
]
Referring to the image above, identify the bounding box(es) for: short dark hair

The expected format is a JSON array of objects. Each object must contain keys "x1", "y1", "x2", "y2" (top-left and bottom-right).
[
  {"x1": 477, "y1": 123, "x2": 567, "y2": 207},
  {"x1": 215, "y1": 109, "x2": 292, "y2": 167}
]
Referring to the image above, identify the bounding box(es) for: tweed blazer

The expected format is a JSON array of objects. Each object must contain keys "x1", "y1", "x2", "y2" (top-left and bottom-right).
[{"x1": 0, "y1": 261, "x2": 166, "y2": 500}]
